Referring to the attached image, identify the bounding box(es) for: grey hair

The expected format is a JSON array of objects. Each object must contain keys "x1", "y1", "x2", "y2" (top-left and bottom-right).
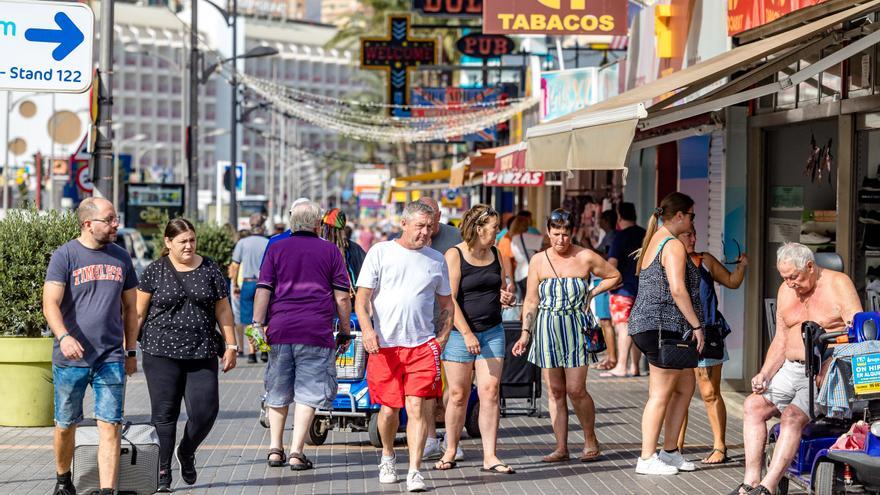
[
  {"x1": 289, "y1": 201, "x2": 322, "y2": 232},
  {"x1": 402, "y1": 201, "x2": 435, "y2": 222},
  {"x1": 777, "y1": 242, "x2": 815, "y2": 271}
]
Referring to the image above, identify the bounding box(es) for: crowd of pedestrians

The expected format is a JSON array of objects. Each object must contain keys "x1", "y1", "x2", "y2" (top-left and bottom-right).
[{"x1": 48, "y1": 191, "x2": 796, "y2": 494}]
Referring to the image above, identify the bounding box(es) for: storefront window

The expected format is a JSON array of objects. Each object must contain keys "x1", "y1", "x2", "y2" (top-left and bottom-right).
[
  {"x1": 797, "y1": 59, "x2": 820, "y2": 107},
  {"x1": 777, "y1": 63, "x2": 797, "y2": 110},
  {"x1": 819, "y1": 48, "x2": 842, "y2": 102},
  {"x1": 854, "y1": 130, "x2": 880, "y2": 304},
  {"x1": 849, "y1": 48, "x2": 873, "y2": 98}
]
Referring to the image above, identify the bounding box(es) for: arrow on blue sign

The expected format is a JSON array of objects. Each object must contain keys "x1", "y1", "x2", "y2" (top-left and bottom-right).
[{"x1": 24, "y1": 12, "x2": 84, "y2": 62}]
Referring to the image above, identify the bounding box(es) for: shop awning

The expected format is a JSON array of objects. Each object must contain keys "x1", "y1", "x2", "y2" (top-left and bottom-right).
[{"x1": 525, "y1": 0, "x2": 880, "y2": 172}]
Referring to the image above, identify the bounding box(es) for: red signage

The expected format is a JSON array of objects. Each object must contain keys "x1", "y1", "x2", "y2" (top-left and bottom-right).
[
  {"x1": 412, "y1": 0, "x2": 482, "y2": 17},
  {"x1": 728, "y1": 0, "x2": 828, "y2": 36},
  {"x1": 483, "y1": 0, "x2": 627, "y2": 36},
  {"x1": 456, "y1": 33, "x2": 516, "y2": 59},
  {"x1": 485, "y1": 170, "x2": 545, "y2": 187}
]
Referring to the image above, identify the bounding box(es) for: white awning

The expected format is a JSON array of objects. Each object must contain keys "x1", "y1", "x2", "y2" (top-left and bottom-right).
[{"x1": 526, "y1": 0, "x2": 880, "y2": 172}]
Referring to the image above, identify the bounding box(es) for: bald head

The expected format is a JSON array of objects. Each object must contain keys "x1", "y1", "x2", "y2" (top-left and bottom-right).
[{"x1": 77, "y1": 197, "x2": 114, "y2": 227}]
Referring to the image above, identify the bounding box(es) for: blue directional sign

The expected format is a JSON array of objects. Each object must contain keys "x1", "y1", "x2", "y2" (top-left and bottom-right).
[{"x1": 0, "y1": 0, "x2": 94, "y2": 93}]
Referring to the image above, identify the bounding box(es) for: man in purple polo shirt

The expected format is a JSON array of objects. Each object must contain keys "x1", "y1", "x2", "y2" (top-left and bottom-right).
[{"x1": 252, "y1": 200, "x2": 352, "y2": 471}]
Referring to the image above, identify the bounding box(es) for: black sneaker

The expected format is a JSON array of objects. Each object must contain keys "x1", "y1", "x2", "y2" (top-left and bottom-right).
[
  {"x1": 260, "y1": 351, "x2": 269, "y2": 363},
  {"x1": 53, "y1": 472, "x2": 76, "y2": 495},
  {"x1": 157, "y1": 468, "x2": 172, "y2": 492},
  {"x1": 175, "y1": 447, "x2": 197, "y2": 485},
  {"x1": 860, "y1": 209, "x2": 880, "y2": 224},
  {"x1": 863, "y1": 176, "x2": 880, "y2": 191},
  {"x1": 247, "y1": 353, "x2": 257, "y2": 364}
]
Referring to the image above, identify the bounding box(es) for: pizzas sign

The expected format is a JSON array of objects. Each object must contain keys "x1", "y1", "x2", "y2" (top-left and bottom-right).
[{"x1": 483, "y1": 0, "x2": 627, "y2": 36}]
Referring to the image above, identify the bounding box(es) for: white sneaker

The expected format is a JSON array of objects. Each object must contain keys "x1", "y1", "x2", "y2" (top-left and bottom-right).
[
  {"x1": 422, "y1": 437, "x2": 442, "y2": 460},
  {"x1": 635, "y1": 454, "x2": 679, "y2": 475},
  {"x1": 659, "y1": 449, "x2": 696, "y2": 472},
  {"x1": 378, "y1": 457, "x2": 397, "y2": 484},
  {"x1": 406, "y1": 470, "x2": 427, "y2": 492}
]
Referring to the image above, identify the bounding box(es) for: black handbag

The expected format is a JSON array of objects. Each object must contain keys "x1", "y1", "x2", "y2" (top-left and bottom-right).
[
  {"x1": 700, "y1": 324, "x2": 725, "y2": 360},
  {"x1": 657, "y1": 329, "x2": 699, "y2": 369}
]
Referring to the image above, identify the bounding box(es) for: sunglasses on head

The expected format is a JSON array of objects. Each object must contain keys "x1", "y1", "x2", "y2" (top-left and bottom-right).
[{"x1": 549, "y1": 210, "x2": 572, "y2": 223}]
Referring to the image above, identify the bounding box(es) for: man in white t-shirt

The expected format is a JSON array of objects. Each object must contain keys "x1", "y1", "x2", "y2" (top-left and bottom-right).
[{"x1": 355, "y1": 201, "x2": 454, "y2": 492}]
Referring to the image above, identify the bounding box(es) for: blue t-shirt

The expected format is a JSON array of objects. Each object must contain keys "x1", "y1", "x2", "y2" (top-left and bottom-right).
[
  {"x1": 260, "y1": 229, "x2": 292, "y2": 267},
  {"x1": 46, "y1": 240, "x2": 138, "y2": 367},
  {"x1": 608, "y1": 225, "x2": 646, "y2": 298}
]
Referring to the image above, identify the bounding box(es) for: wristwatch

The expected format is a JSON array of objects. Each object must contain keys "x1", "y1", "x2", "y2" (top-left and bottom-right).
[
  {"x1": 226, "y1": 344, "x2": 239, "y2": 351},
  {"x1": 125, "y1": 349, "x2": 137, "y2": 358}
]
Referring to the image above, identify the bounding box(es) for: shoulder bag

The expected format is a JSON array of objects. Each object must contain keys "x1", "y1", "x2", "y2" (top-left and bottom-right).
[
  {"x1": 164, "y1": 257, "x2": 226, "y2": 356},
  {"x1": 654, "y1": 240, "x2": 699, "y2": 368},
  {"x1": 543, "y1": 251, "x2": 606, "y2": 356}
]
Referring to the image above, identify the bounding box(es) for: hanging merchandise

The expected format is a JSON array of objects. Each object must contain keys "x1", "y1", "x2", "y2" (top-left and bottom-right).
[{"x1": 805, "y1": 133, "x2": 821, "y2": 183}]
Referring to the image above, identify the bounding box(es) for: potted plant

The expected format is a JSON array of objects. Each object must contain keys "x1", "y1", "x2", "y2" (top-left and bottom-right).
[{"x1": 0, "y1": 208, "x2": 79, "y2": 426}]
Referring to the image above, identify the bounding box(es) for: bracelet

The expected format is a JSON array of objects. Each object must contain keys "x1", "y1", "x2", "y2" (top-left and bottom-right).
[
  {"x1": 58, "y1": 333, "x2": 70, "y2": 343},
  {"x1": 521, "y1": 328, "x2": 532, "y2": 334}
]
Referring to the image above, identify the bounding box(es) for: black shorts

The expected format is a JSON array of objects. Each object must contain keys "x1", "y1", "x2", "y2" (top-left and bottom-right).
[{"x1": 631, "y1": 330, "x2": 692, "y2": 370}]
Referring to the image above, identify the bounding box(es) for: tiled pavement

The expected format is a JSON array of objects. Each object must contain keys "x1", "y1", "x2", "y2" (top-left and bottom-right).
[{"x1": 0, "y1": 361, "x2": 787, "y2": 495}]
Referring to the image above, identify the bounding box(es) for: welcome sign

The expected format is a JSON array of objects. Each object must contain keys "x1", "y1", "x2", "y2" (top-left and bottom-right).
[{"x1": 483, "y1": 0, "x2": 627, "y2": 36}]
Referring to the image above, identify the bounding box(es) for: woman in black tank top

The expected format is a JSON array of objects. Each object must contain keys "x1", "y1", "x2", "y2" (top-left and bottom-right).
[{"x1": 436, "y1": 205, "x2": 517, "y2": 474}]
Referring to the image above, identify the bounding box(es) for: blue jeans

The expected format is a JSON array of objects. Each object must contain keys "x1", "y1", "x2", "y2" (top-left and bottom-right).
[
  {"x1": 53, "y1": 361, "x2": 126, "y2": 428},
  {"x1": 441, "y1": 323, "x2": 506, "y2": 363},
  {"x1": 239, "y1": 280, "x2": 258, "y2": 325}
]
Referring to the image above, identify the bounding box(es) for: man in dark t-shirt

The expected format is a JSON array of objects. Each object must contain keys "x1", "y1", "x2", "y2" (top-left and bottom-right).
[
  {"x1": 43, "y1": 197, "x2": 139, "y2": 495},
  {"x1": 602, "y1": 202, "x2": 647, "y2": 378}
]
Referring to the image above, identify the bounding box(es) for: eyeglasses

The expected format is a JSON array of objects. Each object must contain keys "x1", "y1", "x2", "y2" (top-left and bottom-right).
[
  {"x1": 90, "y1": 216, "x2": 120, "y2": 226},
  {"x1": 722, "y1": 238, "x2": 742, "y2": 265}
]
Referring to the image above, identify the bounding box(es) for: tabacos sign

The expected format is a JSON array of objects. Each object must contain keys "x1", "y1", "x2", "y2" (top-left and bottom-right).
[{"x1": 483, "y1": 0, "x2": 627, "y2": 36}]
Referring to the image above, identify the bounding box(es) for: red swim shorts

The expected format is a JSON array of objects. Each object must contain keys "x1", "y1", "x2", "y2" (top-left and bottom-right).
[
  {"x1": 609, "y1": 295, "x2": 635, "y2": 326},
  {"x1": 366, "y1": 339, "x2": 443, "y2": 409}
]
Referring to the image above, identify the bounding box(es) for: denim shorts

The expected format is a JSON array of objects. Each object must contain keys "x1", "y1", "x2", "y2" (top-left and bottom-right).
[
  {"x1": 239, "y1": 280, "x2": 257, "y2": 325},
  {"x1": 441, "y1": 323, "x2": 506, "y2": 363},
  {"x1": 264, "y1": 344, "x2": 337, "y2": 410},
  {"x1": 53, "y1": 361, "x2": 126, "y2": 429}
]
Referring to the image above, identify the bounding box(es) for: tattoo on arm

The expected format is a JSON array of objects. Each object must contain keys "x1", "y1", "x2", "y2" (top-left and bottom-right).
[{"x1": 438, "y1": 308, "x2": 453, "y2": 334}]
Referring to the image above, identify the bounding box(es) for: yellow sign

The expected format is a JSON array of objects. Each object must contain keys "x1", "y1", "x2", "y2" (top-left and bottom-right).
[
  {"x1": 483, "y1": 0, "x2": 627, "y2": 36},
  {"x1": 855, "y1": 382, "x2": 880, "y2": 395}
]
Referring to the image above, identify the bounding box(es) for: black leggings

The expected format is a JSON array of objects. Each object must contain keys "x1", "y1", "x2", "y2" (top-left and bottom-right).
[{"x1": 142, "y1": 353, "x2": 219, "y2": 469}]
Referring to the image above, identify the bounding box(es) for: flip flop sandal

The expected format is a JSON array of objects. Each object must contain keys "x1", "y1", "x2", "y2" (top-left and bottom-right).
[
  {"x1": 434, "y1": 459, "x2": 457, "y2": 471},
  {"x1": 726, "y1": 483, "x2": 753, "y2": 495},
  {"x1": 266, "y1": 448, "x2": 286, "y2": 467},
  {"x1": 480, "y1": 463, "x2": 516, "y2": 474},
  {"x1": 541, "y1": 451, "x2": 570, "y2": 463},
  {"x1": 746, "y1": 485, "x2": 771, "y2": 495},
  {"x1": 579, "y1": 449, "x2": 602, "y2": 462},
  {"x1": 701, "y1": 448, "x2": 730, "y2": 464},
  {"x1": 288, "y1": 452, "x2": 314, "y2": 471}
]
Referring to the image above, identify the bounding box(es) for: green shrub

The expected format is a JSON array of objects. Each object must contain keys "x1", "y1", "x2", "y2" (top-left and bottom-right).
[
  {"x1": 151, "y1": 219, "x2": 236, "y2": 275},
  {"x1": 0, "y1": 209, "x2": 79, "y2": 337}
]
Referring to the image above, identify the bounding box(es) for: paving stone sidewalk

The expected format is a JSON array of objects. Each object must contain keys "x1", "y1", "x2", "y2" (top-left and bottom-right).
[{"x1": 0, "y1": 361, "x2": 783, "y2": 495}]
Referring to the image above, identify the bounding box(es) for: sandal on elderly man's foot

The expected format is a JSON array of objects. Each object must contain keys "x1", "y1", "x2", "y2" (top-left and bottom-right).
[{"x1": 746, "y1": 485, "x2": 772, "y2": 495}]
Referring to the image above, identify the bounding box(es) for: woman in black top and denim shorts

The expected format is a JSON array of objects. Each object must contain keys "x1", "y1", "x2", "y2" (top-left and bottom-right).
[
  {"x1": 437, "y1": 204, "x2": 517, "y2": 474},
  {"x1": 628, "y1": 192, "x2": 705, "y2": 477}
]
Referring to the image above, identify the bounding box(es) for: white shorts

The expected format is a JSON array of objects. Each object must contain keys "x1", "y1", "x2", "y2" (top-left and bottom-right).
[{"x1": 763, "y1": 360, "x2": 812, "y2": 416}]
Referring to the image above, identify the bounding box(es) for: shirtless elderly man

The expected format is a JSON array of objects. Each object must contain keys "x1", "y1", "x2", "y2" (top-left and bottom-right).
[{"x1": 732, "y1": 243, "x2": 862, "y2": 495}]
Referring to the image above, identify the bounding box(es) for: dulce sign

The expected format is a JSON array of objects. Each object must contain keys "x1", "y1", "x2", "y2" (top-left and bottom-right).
[
  {"x1": 483, "y1": 0, "x2": 627, "y2": 36},
  {"x1": 361, "y1": 15, "x2": 438, "y2": 116},
  {"x1": 412, "y1": 0, "x2": 482, "y2": 17},
  {"x1": 456, "y1": 33, "x2": 515, "y2": 59}
]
